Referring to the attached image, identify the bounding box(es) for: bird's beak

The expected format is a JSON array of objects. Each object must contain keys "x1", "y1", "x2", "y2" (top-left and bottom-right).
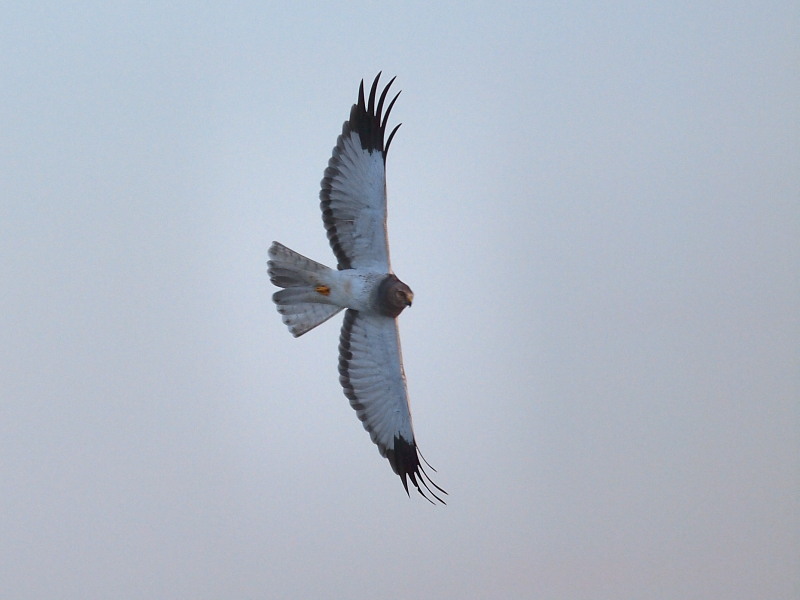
[{"x1": 406, "y1": 292, "x2": 413, "y2": 307}]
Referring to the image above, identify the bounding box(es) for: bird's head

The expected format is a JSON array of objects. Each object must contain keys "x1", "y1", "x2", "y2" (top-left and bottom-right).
[{"x1": 378, "y1": 275, "x2": 414, "y2": 317}]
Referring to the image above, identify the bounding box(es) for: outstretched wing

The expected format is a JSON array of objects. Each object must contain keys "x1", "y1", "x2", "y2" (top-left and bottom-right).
[
  {"x1": 320, "y1": 73, "x2": 401, "y2": 271},
  {"x1": 338, "y1": 309, "x2": 446, "y2": 504}
]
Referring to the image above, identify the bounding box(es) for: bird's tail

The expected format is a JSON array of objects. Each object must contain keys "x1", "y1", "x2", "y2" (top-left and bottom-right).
[{"x1": 267, "y1": 241, "x2": 343, "y2": 337}]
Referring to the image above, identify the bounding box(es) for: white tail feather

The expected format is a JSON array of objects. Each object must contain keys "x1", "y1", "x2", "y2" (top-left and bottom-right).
[{"x1": 267, "y1": 241, "x2": 342, "y2": 337}]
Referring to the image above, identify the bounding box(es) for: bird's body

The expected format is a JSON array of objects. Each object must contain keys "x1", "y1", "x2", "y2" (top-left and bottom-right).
[
  {"x1": 269, "y1": 241, "x2": 405, "y2": 320},
  {"x1": 267, "y1": 74, "x2": 445, "y2": 503}
]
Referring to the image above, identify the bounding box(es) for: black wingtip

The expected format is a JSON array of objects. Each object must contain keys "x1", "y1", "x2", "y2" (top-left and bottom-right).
[
  {"x1": 346, "y1": 73, "x2": 401, "y2": 157},
  {"x1": 387, "y1": 436, "x2": 447, "y2": 505}
]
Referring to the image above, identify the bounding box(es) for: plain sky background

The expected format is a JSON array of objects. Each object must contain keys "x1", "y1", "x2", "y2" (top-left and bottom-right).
[{"x1": 2, "y1": 2, "x2": 798, "y2": 598}]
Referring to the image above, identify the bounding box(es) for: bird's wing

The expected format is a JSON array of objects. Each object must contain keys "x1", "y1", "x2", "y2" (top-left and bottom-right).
[
  {"x1": 320, "y1": 74, "x2": 401, "y2": 271},
  {"x1": 338, "y1": 309, "x2": 446, "y2": 503}
]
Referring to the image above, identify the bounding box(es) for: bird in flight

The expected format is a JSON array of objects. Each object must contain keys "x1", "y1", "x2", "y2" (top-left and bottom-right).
[{"x1": 267, "y1": 74, "x2": 446, "y2": 503}]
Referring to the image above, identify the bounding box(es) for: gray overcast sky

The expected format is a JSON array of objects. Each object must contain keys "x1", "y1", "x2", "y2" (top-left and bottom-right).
[{"x1": 2, "y1": 2, "x2": 798, "y2": 598}]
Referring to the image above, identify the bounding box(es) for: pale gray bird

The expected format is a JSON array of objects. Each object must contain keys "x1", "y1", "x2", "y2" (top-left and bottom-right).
[{"x1": 267, "y1": 74, "x2": 446, "y2": 503}]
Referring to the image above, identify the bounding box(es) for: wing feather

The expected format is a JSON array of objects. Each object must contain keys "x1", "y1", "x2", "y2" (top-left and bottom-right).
[
  {"x1": 320, "y1": 73, "x2": 401, "y2": 271},
  {"x1": 338, "y1": 309, "x2": 446, "y2": 503}
]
